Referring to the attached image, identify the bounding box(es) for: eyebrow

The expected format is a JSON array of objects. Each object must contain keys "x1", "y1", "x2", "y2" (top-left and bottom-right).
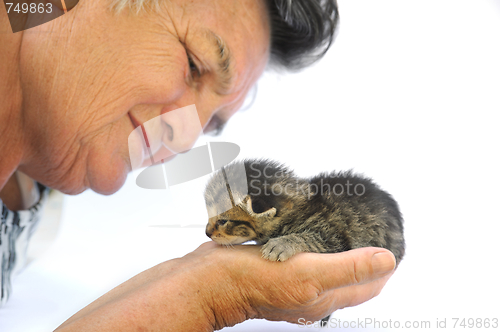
[{"x1": 206, "y1": 30, "x2": 235, "y2": 95}]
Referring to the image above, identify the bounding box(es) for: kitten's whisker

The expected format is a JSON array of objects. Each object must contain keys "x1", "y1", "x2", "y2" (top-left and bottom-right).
[
  {"x1": 204, "y1": 158, "x2": 405, "y2": 268},
  {"x1": 224, "y1": 242, "x2": 235, "y2": 250}
]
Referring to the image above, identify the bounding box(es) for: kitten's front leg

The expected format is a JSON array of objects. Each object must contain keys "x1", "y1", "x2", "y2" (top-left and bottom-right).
[{"x1": 261, "y1": 233, "x2": 327, "y2": 262}]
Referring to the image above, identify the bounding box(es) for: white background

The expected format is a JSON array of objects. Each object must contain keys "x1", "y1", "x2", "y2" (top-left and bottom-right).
[{"x1": 2, "y1": 0, "x2": 500, "y2": 331}]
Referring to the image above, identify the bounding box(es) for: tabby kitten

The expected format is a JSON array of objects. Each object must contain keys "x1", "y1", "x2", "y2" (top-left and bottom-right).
[{"x1": 204, "y1": 159, "x2": 405, "y2": 265}]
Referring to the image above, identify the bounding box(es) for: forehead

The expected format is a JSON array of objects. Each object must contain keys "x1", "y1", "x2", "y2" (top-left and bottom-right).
[{"x1": 209, "y1": 205, "x2": 255, "y2": 224}]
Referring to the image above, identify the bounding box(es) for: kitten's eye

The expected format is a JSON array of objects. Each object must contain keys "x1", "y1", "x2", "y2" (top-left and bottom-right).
[{"x1": 217, "y1": 219, "x2": 228, "y2": 226}]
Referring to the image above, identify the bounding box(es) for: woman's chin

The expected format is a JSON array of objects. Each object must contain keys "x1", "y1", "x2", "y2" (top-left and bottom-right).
[
  {"x1": 86, "y1": 155, "x2": 129, "y2": 195},
  {"x1": 89, "y1": 174, "x2": 127, "y2": 195}
]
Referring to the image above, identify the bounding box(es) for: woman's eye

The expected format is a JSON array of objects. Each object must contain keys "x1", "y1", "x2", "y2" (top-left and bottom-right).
[
  {"x1": 217, "y1": 219, "x2": 228, "y2": 226},
  {"x1": 187, "y1": 54, "x2": 201, "y2": 78}
]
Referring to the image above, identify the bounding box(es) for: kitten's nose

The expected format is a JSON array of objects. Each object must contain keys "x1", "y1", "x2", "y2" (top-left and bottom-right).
[{"x1": 206, "y1": 225, "x2": 213, "y2": 238}]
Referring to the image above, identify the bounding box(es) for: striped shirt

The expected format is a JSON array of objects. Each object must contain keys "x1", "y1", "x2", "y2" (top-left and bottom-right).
[{"x1": 0, "y1": 184, "x2": 48, "y2": 306}]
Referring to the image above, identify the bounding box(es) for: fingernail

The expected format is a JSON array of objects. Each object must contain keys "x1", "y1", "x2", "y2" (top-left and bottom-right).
[{"x1": 372, "y1": 252, "x2": 396, "y2": 276}]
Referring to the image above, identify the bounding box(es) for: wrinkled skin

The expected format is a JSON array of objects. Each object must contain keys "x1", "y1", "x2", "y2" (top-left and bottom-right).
[
  {"x1": 1, "y1": 0, "x2": 270, "y2": 195},
  {"x1": 56, "y1": 243, "x2": 396, "y2": 331}
]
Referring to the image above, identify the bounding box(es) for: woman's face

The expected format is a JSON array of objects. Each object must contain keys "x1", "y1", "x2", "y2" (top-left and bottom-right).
[{"x1": 18, "y1": 0, "x2": 270, "y2": 195}]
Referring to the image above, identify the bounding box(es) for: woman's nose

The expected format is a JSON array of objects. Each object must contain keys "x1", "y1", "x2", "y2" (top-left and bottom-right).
[{"x1": 160, "y1": 104, "x2": 203, "y2": 154}]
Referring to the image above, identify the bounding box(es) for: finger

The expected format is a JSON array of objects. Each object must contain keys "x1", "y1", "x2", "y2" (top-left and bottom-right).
[
  {"x1": 331, "y1": 272, "x2": 394, "y2": 310},
  {"x1": 183, "y1": 241, "x2": 220, "y2": 259},
  {"x1": 292, "y1": 247, "x2": 396, "y2": 292},
  {"x1": 293, "y1": 274, "x2": 393, "y2": 323},
  {"x1": 196, "y1": 241, "x2": 219, "y2": 251}
]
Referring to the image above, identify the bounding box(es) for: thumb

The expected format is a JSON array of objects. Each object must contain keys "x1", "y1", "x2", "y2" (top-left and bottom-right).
[{"x1": 294, "y1": 247, "x2": 396, "y2": 292}]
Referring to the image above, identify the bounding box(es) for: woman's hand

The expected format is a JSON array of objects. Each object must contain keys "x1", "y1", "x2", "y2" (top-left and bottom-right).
[
  {"x1": 192, "y1": 242, "x2": 396, "y2": 329},
  {"x1": 56, "y1": 242, "x2": 396, "y2": 331}
]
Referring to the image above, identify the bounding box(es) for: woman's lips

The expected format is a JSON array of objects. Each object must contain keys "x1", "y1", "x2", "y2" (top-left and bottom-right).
[
  {"x1": 127, "y1": 112, "x2": 148, "y2": 170},
  {"x1": 129, "y1": 112, "x2": 152, "y2": 148}
]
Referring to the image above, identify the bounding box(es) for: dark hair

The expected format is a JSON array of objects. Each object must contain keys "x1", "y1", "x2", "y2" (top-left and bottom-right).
[{"x1": 266, "y1": 0, "x2": 339, "y2": 71}]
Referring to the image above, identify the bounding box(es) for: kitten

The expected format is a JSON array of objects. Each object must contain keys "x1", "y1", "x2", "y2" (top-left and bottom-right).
[
  {"x1": 204, "y1": 159, "x2": 405, "y2": 265},
  {"x1": 204, "y1": 159, "x2": 405, "y2": 326}
]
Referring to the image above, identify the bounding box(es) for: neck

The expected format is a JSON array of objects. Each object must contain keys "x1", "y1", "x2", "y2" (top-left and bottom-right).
[{"x1": 0, "y1": 10, "x2": 25, "y2": 190}]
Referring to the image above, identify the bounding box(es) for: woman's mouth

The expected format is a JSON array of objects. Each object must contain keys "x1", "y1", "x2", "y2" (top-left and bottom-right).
[{"x1": 128, "y1": 112, "x2": 142, "y2": 130}]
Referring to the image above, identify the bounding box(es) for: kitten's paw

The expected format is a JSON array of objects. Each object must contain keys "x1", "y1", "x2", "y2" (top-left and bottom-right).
[{"x1": 261, "y1": 238, "x2": 297, "y2": 262}]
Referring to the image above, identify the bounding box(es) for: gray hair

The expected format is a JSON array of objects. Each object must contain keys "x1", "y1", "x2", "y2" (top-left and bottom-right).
[
  {"x1": 111, "y1": 0, "x2": 157, "y2": 13},
  {"x1": 111, "y1": 0, "x2": 339, "y2": 71}
]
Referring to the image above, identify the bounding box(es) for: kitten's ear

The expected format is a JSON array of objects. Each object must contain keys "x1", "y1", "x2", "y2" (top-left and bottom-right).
[
  {"x1": 240, "y1": 196, "x2": 277, "y2": 220},
  {"x1": 259, "y1": 207, "x2": 277, "y2": 219}
]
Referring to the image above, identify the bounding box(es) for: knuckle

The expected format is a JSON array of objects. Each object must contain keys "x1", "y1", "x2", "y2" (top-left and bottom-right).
[{"x1": 349, "y1": 256, "x2": 364, "y2": 285}]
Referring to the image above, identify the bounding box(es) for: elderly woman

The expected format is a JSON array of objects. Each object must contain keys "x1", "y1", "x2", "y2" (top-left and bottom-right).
[{"x1": 0, "y1": 0, "x2": 397, "y2": 330}]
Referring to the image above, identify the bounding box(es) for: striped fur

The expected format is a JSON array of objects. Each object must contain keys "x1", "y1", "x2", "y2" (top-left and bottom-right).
[{"x1": 204, "y1": 159, "x2": 405, "y2": 265}]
